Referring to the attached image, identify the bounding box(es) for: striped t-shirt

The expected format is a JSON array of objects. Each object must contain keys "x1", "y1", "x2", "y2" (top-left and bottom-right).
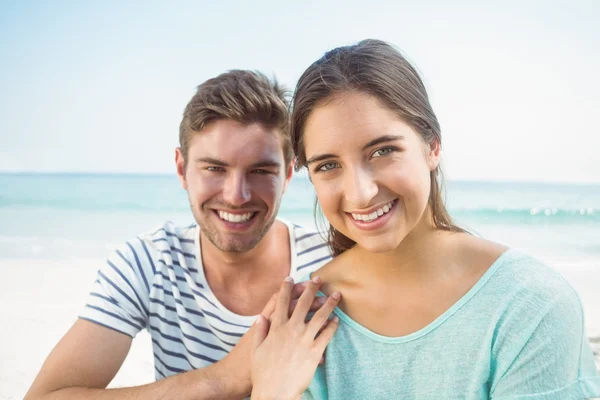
[{"x1": 79, "y1": 219, "x2": 331, "y2": 380}]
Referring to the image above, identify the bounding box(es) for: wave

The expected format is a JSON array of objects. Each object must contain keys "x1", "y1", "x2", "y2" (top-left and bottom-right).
[
  {"x1": 0, "y1": 198, "x2": 192, "y2": 213},
  {"x1": 451, "y1": 207, "x2": 599, "y2": 223},
  {"x1": 1, "y1": 197, "x2": 598, "y2": 224}
]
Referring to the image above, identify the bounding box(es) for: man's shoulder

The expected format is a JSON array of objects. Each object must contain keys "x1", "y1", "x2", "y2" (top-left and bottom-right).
[
  {"x1": 108, "y1": 221, "x2": 198, "y2": 272},
  {"x1": 283, "y1": 221, "x2": 327, "y2": 251},
  {"x1": 137, "y1": 221, "x2": 197, "y2": 246},
  {"x1": 283, "y1": 220, "x2": 332, "y2": 278}
]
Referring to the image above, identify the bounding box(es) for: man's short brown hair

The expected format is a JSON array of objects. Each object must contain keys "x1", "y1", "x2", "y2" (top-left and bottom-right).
[{"x1": 179, "y1": 70, "x2": 292, "y2": 168}]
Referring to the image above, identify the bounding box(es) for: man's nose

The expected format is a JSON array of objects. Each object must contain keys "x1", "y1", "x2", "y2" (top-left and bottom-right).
[{"x1": 222, "y1": 172, "x2": 251, "y2": 206}]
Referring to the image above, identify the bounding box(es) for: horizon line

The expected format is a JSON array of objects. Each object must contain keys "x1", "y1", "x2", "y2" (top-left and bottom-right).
[{"x1": 1, "y1": 170, "x2": 599, "y2": 187}]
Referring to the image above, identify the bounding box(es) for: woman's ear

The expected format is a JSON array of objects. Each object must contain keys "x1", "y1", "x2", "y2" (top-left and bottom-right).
[{"x1": 427, "y1": 139, "x2": 441, "y2": 171}]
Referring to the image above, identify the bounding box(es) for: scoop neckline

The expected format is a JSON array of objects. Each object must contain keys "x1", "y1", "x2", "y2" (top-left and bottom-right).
[{"x1": 318, "y1": 248, "x2": 516, "y2": 344}]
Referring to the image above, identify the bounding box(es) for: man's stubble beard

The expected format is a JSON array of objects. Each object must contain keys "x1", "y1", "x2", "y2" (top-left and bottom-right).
[{"x1": 189, "y1": 195, "x2": 282, "y2": 253}]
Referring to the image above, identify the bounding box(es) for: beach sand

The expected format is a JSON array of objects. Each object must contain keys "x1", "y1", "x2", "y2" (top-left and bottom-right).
[
  {"x1": 1, "y1": 258, "x2": 598, "y2": 399},
  {"x1": 0, "y1": 259, "x2": 154, "y2": 399}
]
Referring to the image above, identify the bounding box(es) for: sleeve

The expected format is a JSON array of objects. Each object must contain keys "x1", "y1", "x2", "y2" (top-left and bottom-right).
[
  {"x1": 490, "y1": 281, "x2": 600, "y2": 399},
  {"x1": 78, "y1": 238, "x2": 155, "y2": 338}
]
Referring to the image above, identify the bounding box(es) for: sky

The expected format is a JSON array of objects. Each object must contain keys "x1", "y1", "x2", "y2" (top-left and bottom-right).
[{"x1": 0, "y1": 0, "x2": 599, "y2": 183}]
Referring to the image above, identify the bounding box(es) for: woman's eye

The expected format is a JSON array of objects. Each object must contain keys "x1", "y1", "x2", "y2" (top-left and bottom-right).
[
  {"x1": 317, "y1": 162, "x2": 338, "y2": 172},
  {"x1": 372, "y1": 147, "x2": 394, "y2": 158}
]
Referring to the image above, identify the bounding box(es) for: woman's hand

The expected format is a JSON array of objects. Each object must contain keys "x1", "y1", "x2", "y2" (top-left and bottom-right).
[{"x1": 250, "y1": 276, "x2": 341, "y2": 400}]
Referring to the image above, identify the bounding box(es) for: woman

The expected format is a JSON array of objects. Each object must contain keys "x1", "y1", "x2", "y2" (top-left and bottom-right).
[{"x1": 250, "y1": 39, "x2": 600, "y2": 399}]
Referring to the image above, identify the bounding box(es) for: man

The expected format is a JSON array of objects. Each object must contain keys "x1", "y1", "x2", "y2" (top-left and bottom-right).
[{"x1": 25, "y1": 70, "x2": 331, "y2": 399}]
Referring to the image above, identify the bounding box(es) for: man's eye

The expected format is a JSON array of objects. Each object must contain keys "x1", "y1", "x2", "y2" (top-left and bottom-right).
[
  {"x1": 252, "y1": 169, "x2": 270, "y2": 174},
  {"x1": 207, "y1": 166, "x2": 224, "y2": 172},
  {"x1": 317, "y1": 162, "x2": 338, "y2": 172},
  {"x1": 372, "y1": 147, "x2": 394, "y2": 158}
]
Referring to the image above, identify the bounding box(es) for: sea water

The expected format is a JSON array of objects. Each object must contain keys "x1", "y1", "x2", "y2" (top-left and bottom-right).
[{"x1": 1, "y1": 173, "x2": 599, "y2": 268}]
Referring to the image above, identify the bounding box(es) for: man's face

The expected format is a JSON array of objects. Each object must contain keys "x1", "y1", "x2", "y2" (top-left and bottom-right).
[{"x1": 176, "y1": 120, "x2": 292, "y2": 252}]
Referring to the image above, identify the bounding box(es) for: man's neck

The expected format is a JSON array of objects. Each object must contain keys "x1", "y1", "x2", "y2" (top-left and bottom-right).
[{"x1": 199, "y1": 220, "x2": 291, "y2": 288}]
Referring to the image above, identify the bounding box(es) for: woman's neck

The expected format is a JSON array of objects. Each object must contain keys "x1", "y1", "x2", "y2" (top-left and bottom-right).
[
  {"x1": 315, "y1": 209, "x2": 467, "y2": 293},
  {"x1": 348, "y1": 224, "x2": 449, "y2": 282}
]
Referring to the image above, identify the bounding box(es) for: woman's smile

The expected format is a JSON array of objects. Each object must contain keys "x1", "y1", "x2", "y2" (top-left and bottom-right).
[{"x1": 345, "y1": 199, "x2": 398, "y2": 231}]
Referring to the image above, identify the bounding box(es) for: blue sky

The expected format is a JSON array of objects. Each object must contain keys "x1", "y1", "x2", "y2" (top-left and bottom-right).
[{"x1": 1, "y1": 0, "x2": 599, "y2": 183}]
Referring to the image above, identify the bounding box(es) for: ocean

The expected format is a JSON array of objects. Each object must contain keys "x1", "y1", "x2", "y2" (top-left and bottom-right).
[{"x1": 1, "y1": 173, "x2": 599, "y2": 267}]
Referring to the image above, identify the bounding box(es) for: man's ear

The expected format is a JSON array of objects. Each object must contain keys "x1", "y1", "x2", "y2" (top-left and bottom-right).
[
  {"x1": 282, "y1": 160, "x2": 294, "y2": 193},
  {"x1": 175, "y1": 148, "x2": 188, "y2": 190},
  {"x1": 427, "y1": 139, "x2": 441, "y2": 171}
]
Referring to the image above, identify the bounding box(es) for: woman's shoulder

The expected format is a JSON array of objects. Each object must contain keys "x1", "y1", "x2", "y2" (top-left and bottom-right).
[
  {"x1": 456, "y1": 235, "x2": 581, "y2": 308},
  {"x1": 296, "y1": 249, "x2": 346, "y2": 282},
  {"x1": 495, "y1": 250, "x2": 576, "y2": 298},
  {"x1": 460, "y1": 235, "x2": 562, "y2": 280},
  {"x1": 307, "y1": 250, "x2": 358, "y2": 296},
  {"x1": 470, "y1": 242, "x2": 581, "y2": 315}
]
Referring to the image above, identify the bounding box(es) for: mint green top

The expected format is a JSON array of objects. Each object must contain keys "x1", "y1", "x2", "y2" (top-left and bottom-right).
[{"x1": 301, "y1": 249, "x2": 600, "y2": 399}]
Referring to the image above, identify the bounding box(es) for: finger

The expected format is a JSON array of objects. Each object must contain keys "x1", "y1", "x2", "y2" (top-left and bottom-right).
[
  {"x1": 251, "y1": 315, "x2": 270, "y2": 353},
  {"x1": 313, "y1": 316, "x2": 340, "y2": 355},
  {"x1": 289, "y1": 295, "x2": 327, "y2": 316},
  {"x1": 273, "y1": 276, "x2": 294, "y2": 325},
  {"x1": 306, "y1": 292, "x2": 341, "y2": 338},
  {"x1": 267, "y1": 281, "x2": 314, "y2": 320},
  {"x1": 291, "y1": 281, "x2": 310, "y2": 299},
  {"x1": 313, "y1": 312, "x2": 331, "y2": 334},
  {"x1": 260, "y1": 293, "x2": 278, "y2": 321},
  {"x1": 289, "y1": 276, "x2": 322, "y2": 325}
]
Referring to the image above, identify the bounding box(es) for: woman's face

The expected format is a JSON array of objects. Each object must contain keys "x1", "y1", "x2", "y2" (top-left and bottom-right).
[{"x1": 303, "y1": 91, "x2": 440, "y2": 253}]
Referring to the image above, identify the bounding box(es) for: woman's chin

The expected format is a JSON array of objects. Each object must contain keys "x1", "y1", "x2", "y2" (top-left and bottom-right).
[{"x1": 353, "y1": 235, "x2": 403, "y2": 254}]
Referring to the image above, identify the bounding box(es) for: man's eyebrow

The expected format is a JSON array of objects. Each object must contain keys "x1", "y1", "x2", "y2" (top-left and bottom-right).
[
  {"x1": 195, "y1": 157, "x2": 228, "y2": 166},
  {"x1": 194, "y1": 157, "x2": 281, "y2": 169},
  {"x1": 362, "y1": 135, "x2": 404, "y2": 150},
  {"x1": 249, "y1": 161, "x2": 282, "y2": 169},
  {"x1": 306, "y1": 135, "x2": 404, "y2": 165}
]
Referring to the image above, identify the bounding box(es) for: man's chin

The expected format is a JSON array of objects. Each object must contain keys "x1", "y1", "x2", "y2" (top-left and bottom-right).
[
  {"x1": 221, "y1": 244, "x2": 258, "y2": 253},
  {"x1": 211, "y1": 236, "x2": 263, "y2": 253},
  {"x1": 197, "y1": 211, "x2": 278, "y2": 253},
  {"x1": 202, "y1": 226, "x2": 265, "y2": 253}
]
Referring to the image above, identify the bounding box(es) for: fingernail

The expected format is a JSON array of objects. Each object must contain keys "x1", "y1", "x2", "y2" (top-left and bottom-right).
[
  {"x1": 285, "y1": 276, "x2": 294, "y2": 283},
  {"x1": 312, "y1": 276, "x2": 321, "y2": 284},
  {"x1": 332, "y1": 316, "x2": 340, "y2": 324},
  {"x1": 318, "y1": 296, "x2": 327, "y2": 304},
  {"x1": 255, "y1": 317, "x2": 261, "y2": 325},
  {"x1": 332, "y1": 291, "x2": 341, "y2": 300}
]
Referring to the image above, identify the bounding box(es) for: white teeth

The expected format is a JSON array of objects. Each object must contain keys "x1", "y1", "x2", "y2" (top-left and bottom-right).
[
  {"x1": 218, "y1": 211, "x2": 254, "y2": 223},
  {"x1": 351, "y1": 200, "x2": 395, "y2": 222}
]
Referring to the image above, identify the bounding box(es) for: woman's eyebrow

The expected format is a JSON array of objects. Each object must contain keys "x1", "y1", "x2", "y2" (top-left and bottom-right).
[
  {"x1": 362, "y1": 135, "x2": 404, "y2": 150},
  {"x1": 306, "y1": 135, "x2": 404, "y2": 165},
  {"x1": 307, "y1": 153, "x2": 337, "y2": 165}
]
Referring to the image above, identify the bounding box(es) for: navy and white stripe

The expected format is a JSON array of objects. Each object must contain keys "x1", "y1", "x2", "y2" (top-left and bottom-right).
[{"x1": 79, "y1": 219, "x2": 331, "y2": 380}]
